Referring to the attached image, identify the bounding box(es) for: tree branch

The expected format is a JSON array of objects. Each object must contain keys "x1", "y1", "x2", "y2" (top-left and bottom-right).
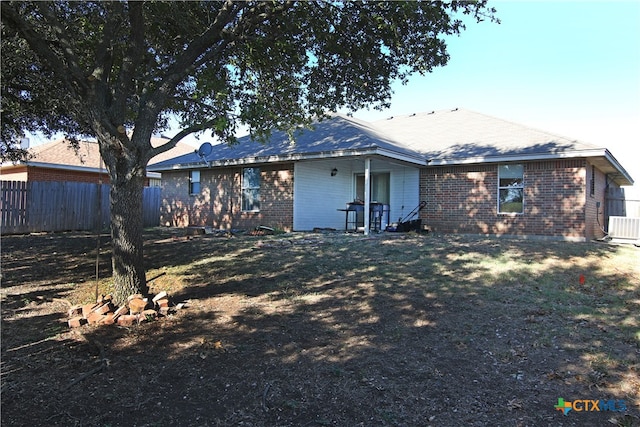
[
  {"x1": 32, "y1": 2, "x2": 88, "y2": 92},
  {"x1": 147, "y1": 116, "x2": 231, "y2": 162},
  {"x1": 112, "y1": 2, "x2": 145, "y2": 120},
  {"x1": 0, "y1": 3, "x2": 84, "y2": 99},
  {"x1": 138, "y1": 0, "x2": 242, "y2": 124},
  {"x1": 140, "y1": 1, "x2": 295, "y2": 154},
  {"x1": 89, "y1": 3, "x2": 122, "y2": 130}
]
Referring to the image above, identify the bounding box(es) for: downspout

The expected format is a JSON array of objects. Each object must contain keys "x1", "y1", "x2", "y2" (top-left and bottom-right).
[
  {"x1": 603, "y1": 174, "x2": 610, "y2": 234},
  {"x1": 364, "y1": 157, "x2": 371, "y2": 235}
]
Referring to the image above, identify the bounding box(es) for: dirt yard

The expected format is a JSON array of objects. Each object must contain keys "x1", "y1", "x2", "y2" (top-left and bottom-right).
[{"x1": 1, "y1": 228, "x2": 638, "y2": 426}]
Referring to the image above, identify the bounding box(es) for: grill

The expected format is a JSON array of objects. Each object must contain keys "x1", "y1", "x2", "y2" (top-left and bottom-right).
[{"x1": 339, "y1": 202, "x2": 389, "y2": 232}]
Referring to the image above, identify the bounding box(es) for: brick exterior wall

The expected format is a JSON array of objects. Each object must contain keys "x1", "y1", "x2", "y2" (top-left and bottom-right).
[
  {"x1": 26, "y1": 167, "x2": 111, "y2": 184},
  {"x1": 585, "y1": 162, "x2": 609, "y2": 240},
  {"x1": 160, "y1": 158, "x2": 612, "y2": 240},
  {"x1": 1, "y1": 166, "x2": 111, "y2": 184},
  {"x1": 420, "y1": 159, "x2": 593, "y2": 240},
  {"x1": 160, "y1": 163, "x2": 294, "y2": 231}
]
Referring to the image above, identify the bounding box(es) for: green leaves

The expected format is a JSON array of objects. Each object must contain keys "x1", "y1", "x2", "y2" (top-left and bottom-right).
[{"x1": 2, "y1": 0, "x2": 498, "y2": 153}]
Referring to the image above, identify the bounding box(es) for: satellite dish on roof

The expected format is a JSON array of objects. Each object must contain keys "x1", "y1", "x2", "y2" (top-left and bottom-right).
[
  {"x1": 197, "y1": 142, "x2": 213, "y2": 157},
  {"x1": 196, "y1": 142, "x2": 213, "y2": 168}
]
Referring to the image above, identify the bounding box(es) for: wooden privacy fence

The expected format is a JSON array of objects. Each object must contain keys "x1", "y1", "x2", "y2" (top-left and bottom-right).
[
  {"x1": 606, "y1": 187, "x2": 627, "y2": 218},
  {"x1": 1, "y1": 181, "x2": 161, "y2": 234}
]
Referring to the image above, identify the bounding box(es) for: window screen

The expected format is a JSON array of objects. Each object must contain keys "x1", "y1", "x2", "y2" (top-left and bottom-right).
[
  {"x1": 498, "y1": 164, "x2": 524, "y2": 214},
  {"x1": 189, "y1": 170, "x2": 201, "y2": 195},
  {"x1": 242, "y1": 167, "x2": 260, "y2": 211}
]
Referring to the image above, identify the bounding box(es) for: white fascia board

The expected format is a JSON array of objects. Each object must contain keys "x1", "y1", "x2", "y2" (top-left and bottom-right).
[
  {"x1": 24, "y1": 162, "x2": 106, "y2": 173},
  {"x1": 155, "y1": 147, "x2": 426, "y2": 171},
  {"x1": 373, "y1": 148, "x2": 427, "y2": 165},
  {"x1": 603, "y1": 149, "x2": 634, "y2": 185},
  {"x1": 428, "y1": 148, "x2": 608, "y2": 166},
  {"x1": 160, "y1": 153, "x2": 322, "y2": 170}
]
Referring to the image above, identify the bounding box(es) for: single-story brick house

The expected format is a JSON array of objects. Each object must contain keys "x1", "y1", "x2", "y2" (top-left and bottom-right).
[{"x1": 149, "y1": 108, "x2": 634, "y2": 241}]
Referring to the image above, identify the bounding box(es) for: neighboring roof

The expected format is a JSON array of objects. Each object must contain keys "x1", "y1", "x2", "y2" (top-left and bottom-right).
[
  {"x1": 373, "y1": 108, "x2": 633, "y2": 185},
  {"x1": 148, "y1": 114, "x2": 426, "y2": 171},
  {"x1": 148, "y1": 109, "x2": 633, "y2": 186},
  {"x1": 1, "y1": 137, "x2": 195, "y2": 176},
  {"x1": 28, "y1": 138, "x2": 103, "y2": 169}
]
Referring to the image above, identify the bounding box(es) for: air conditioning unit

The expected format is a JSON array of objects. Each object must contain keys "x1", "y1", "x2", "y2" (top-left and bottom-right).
[{"x1": 608, "y1": 216, "x2": 640, "y2": 241}]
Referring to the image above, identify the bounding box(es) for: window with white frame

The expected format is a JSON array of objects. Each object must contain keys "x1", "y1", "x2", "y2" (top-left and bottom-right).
[
  {"x1": 242, "y1": 167, "x2": 260, "y2": 211},
  {"x1": 189, "y1": 170, "x2": 201, "y2": 195},
  {"x1": 498, "y1": 164, "x2": 524, "y2": 214}
]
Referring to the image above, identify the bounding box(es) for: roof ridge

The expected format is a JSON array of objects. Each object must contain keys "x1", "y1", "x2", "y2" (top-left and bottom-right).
[
  {"x1": 372, "y1": 107, "x2": 467, "y2": 122},
  {"x1": 374, "y1": 107, "x2": 603, "y2": 149}
]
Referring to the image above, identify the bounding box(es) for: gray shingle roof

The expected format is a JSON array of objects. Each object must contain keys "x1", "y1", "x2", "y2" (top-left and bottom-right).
[
  {"x1": 373, "y1": 108, "x2": 602, "y2": 163},
  {"x1": 148, "y1": 108, "x2": 632, "y2": 186},
  {"x1": 149, "y1": 114, "x2": 424, "y2": 170}
]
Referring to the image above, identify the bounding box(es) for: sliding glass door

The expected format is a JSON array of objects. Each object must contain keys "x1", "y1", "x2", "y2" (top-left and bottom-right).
[{"x1": 355, "y1": 172, "x2": 390, "y2": 204}]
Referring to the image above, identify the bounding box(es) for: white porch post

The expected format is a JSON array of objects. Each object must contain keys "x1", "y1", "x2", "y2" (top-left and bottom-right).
[{"x1": 364, "y1": 157, "x2": 371, "y2": 235}]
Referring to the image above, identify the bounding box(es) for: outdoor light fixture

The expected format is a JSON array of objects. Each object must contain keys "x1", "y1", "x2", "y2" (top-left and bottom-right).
[{"x1": 331, "y1": 168, "x2": 338, "y2": 176}]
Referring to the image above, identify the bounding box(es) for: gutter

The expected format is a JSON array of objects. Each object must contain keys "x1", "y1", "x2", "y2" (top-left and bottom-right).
[
  {"x1": 148, "y1": 147, "x2": 426, "y2": 171},
  {"x1": 148, "y1": 145, "x2": 634, "y2": 187},
  {"x1": 428, "y1": 148, "x2": 609, "y2": 165},
  {"x1": 602, "y1": 149, "x2": 634, "y2": 186}
]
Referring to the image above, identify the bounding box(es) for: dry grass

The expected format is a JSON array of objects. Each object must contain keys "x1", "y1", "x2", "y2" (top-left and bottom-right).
[{"x1": 1, "y1": 228, "x2": 639, "y2": 426}]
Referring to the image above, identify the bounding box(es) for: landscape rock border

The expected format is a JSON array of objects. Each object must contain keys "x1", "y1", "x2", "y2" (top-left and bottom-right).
[{"x1": 67, "y1": 291, "x2": 185, "y2": 328}]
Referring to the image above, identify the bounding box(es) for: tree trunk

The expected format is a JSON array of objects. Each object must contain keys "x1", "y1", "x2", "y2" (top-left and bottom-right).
[{"x1": 109, "y1": 171, "x2": 148, "y2": 305}]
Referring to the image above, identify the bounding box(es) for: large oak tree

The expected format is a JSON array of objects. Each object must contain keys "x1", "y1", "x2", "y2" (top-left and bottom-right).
[{"x1": 1, "y1": 1, "x2": 497, "y2": 304}]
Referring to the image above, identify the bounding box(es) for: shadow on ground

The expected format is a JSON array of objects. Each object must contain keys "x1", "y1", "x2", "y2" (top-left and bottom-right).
[{"x1": 1, "y1": 230, "x2": 638, "y2": 426}]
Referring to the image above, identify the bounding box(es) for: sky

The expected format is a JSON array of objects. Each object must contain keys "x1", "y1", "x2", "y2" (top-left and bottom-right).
[{"x1": 347, "y1": 0, "x2": 640, "y2": 199}]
